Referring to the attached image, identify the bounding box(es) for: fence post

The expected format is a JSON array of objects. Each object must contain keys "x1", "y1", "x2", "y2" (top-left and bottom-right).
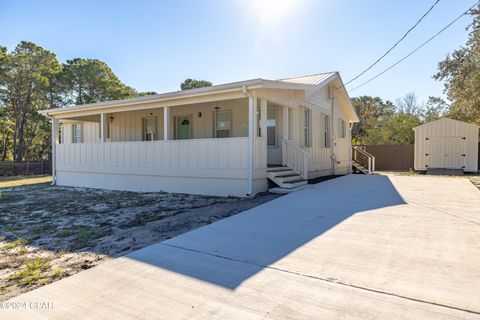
[
  {"x1": 11, "y1": 160, "x2": 14, "y2": 176},
  {"x1": 41, "y1": 160, "x2": 44, "y2": 174},
  {"x1": 26, "y1": 160, "x2": 29, "y2": 175}
]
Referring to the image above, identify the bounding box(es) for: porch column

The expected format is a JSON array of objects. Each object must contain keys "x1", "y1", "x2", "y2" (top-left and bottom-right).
[
  {"x1": 282, "y1": 106, "x2": 289, "y2": 141},
  {"x1": 164, "y1": 106, "x2": 170, "y2": 141},
  {"x1": 100, "y1": 113, "x2": 107, "y2": 142},
  {"x1": 260, "y1": 98, "x2": 267, "y2": 138},
  {"x1": 51, "y1": 117, "x2": 58, "y2": 185}
]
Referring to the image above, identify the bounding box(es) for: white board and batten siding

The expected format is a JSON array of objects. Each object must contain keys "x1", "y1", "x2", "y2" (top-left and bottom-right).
[
  {"x1": 55, "y1": 137, "x2": 267, "y2": 197},
  {"x1": 413, "y1": 118, "x2": 479, "y2": 172},
  {"x1": 300, "y1": 83, "x2": 352, "y2": 177}
]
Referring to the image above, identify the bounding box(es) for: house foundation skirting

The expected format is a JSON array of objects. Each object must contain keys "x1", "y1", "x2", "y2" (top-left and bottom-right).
[{"x1": 56, "y1": 171, "x2": 268, "y2": 197}]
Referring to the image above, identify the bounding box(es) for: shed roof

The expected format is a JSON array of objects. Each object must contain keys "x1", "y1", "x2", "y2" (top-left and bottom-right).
[{"x1": 413, "y1": 118, "x2": 480, "y2": 130}]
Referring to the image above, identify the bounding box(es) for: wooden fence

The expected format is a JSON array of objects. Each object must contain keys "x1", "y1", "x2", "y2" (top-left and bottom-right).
[
  {"x1": 0, "y1": 160, "x2": 51, "y2": 176},
  {"x1": 358, "y1": 144, "x2": 414, "y2": 171}
]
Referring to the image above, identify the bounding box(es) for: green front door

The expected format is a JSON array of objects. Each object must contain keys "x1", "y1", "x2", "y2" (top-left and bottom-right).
[{"x1": 176, "y1": 116, "x2": 191, "y2": 139}]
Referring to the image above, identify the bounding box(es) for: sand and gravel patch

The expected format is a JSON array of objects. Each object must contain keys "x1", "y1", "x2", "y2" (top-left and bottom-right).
[{"x1": 0, "y1": 183, "x2": 280, "y2": 301}]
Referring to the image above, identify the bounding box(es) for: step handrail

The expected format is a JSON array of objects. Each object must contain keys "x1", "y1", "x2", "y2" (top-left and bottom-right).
[
  {"x1": 281, "y1": 140, "x2": 311, "y2": 179},
  {"x1": 352, "y1": 146, "x2": 375, "y2": 173}
]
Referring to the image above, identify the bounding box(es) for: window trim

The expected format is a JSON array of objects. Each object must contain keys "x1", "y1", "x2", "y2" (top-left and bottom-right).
[
  {"x1": 214, "y1": 110, "x2": 232, "y2": 138},
  {"x1": 303, "y1": 108, "x2": 311, "y2": 147},
  {"x1": 72, "y1": 123, "x2": 82, "y2": 144},
  {"x1": 143, "y1": 116, "x2": 157, "y2": 141},
  {"x1": 323, "y1": 114, "x2": 330, "y2": 148},
  {"x1": 339, "y1": 119, "x2": 346, "y2": 139},
  {"x1": 267, "y1": 106, "x2": 277, "y2": 148}
]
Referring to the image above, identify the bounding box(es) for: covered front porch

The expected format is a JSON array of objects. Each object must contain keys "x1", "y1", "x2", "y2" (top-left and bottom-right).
[{"x1": 50, "y1": 92, "x2": 298, "y2": 196}]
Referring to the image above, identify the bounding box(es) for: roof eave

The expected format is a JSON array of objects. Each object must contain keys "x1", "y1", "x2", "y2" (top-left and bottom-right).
[{"x1": 41, "y1": 79, "x2": 266, "y2": 117}]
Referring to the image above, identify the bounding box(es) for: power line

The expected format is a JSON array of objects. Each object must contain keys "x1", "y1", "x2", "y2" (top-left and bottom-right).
[
  {"x1": 344, "y1": 0, "x2": 441, "y2": 86},
  {"x1": 349, "y1": 2, "x2": 479, "y2": 93}
]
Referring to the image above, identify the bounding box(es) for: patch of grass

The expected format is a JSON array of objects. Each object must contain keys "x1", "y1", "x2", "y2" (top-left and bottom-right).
[
  {"x1": 2, "y1": 239, "x2": 28, "y2": 251},
  {"x1": 8, "y1": 259, "x2": 50, "y2": 286},
  {"x1": 0, "y1": 175, "x2": 51, "y2": 188},
  {"x1": 70, "y1": 227, "x2": 103, "y2": 249},
  {"x1": 121, "y1": 214, "x2": 167, "y2": 229},
  {"x1": 51, "y1": 267, "x2": 64, "y2": 279},
  {"x1": 17, "y1": 248, "x2": 29, "y2": 255},
  {"x1": 55, "y1": 229, "x2": 73, "y2": 238}
]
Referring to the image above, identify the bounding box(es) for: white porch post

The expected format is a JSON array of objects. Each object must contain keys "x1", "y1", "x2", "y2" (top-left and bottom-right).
[
  {"x1": 51, "y1": 117, "x2": 58, "y2": 185},
  {"x1": 282, "y1": 106, "x2": 289, "y2": 141},
  {"x1": 282, "y1": 106, "x2": 289, "y2": 166},
  {"x1": 164, "y1": 106, "x2": 170, "y2": 141},
  {"x1": 260, "y1": 98, "x2": 267, "y2": 138},
  {"x1": 100, "y1": 113, "x2": 106, "y2": 142}
]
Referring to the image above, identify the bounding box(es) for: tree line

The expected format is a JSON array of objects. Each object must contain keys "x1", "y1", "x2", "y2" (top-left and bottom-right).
[
  {"x1": 0, "y1": 41, "x2": 213, "y2": 161},
  {"x1": 0, "y1": 42, "x2": 152, "y2": 161}
]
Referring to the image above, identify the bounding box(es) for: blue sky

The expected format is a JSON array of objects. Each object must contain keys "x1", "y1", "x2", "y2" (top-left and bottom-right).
[{"x1": 0, "y1": 0, "x2": 477, "y2": 103}]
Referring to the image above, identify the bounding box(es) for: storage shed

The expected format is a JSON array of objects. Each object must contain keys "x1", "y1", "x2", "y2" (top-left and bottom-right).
[{"x1": 413, "y1": 118, "x2": 479, "y2": 172}]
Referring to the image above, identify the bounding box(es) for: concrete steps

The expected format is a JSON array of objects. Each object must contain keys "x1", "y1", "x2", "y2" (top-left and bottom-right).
[
  {"x1": 267, "y1": 166, "x2": 308, "y2": 190},
  {"x1": 352, "y1": 160, "x2": 369, "y2": 174}
]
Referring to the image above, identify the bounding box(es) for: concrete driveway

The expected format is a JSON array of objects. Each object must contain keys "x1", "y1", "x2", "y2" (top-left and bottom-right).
[{"x1": 2, "y1": 174, "x2": 479, "y2": 319}]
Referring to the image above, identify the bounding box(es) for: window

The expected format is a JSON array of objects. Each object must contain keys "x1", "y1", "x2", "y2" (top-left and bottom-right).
[
  {"x1": 339, "y1": 119, "x2": 346, "y2": 138},
  {"x1": 267, "y1": 106, "x2": 276, "y2": 146},
  {"x1": 143, "y1": 117, "x2": 156, "y2": 141},
  {"x1": 323, "y1": 115, "x2": 330, "y2": 148},
  {"x1": 256, "y1": 107, "x2": 261, "y2": 137},
  {"x1": 303, "y1": 108, "x2": 311, "y2": 147},
  {"x1": 288, "y1": 108, "x2": 293, "y2": 140},
  {"x1": 72, "y1": 123, "x2": 82, "y2": 143},
  {"x1": 58, "y1": 124, "x2": 63, "y2": 144},
  {"x1": 214, "y1": 110, "x2": 231, "y2": 138}
]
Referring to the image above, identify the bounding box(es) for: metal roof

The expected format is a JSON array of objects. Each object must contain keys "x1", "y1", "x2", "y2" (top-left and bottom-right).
[{"x1": 277, "y1": 72, "x2": 337, "y2": 85}]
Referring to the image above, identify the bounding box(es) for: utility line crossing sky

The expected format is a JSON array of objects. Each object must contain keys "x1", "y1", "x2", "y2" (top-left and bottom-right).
[{"x1": 0, "y1": 0, "x2": 477, "y2": 103}]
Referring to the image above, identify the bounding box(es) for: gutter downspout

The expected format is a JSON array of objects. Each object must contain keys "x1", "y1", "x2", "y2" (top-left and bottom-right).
[
  {"x1": 51, "y1": 117, "x2": 57, "y2": 185},
  {"x1": 331, "y1": 94, "x2": 335, "y2": 175},
  {"x1": 242, "y1": 85, "x2": 254, "y2": 197}
]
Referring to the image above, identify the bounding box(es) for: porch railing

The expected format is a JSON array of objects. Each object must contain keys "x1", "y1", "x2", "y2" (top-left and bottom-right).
[
  {"x1": 55, "y1": 137, "x2": 266, "y2": 178},
  {"x1": 281, "y1": 140, "x2": 311, "y2": 179},
  {"x1": 352, "y1": 146, "x2": 375, "y2": 174}
]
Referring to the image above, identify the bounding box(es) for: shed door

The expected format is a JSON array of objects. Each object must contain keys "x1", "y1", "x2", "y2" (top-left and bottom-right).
[
  {"x1": 426, "y1": 137, "x2": 445, "y2": 168},
  {"x1": 445, "y1": 137, "x2": 466, "y2": 169},
  {"x1": 426, "y1": 137, "x2": 466, "y2": 169}
]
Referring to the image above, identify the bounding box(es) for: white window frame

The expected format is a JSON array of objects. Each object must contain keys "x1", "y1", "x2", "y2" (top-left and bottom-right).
[
  {"x1": 72, "y1": 123, "x2": 82, "y2": 143},
  {"x1": 214, "y1": 110, "x2": 232, "y2": 138},
  {"x1": 143, "y1": 116, "x2": 157, "y2": 141},
  {"x1": 267, "y1": 106, "x2": 277, "y2": 147},
  {"x1": 288, "y1": 108, "x2": 293, "y2": 140},
  {"x1": 323, "y1": 115, "x2": 330, "y2": 148},
  {"x1": 339, "y1": 119, "x2": 346, "y2": 138},
  {"x1": 303, "y1": 108, "x2": 311, "y2": 147}
]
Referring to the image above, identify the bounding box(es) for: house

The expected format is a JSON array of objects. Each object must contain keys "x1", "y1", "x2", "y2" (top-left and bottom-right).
[
  {"x1": 41, "y1": 72, "x2": 359, "y2": 197},
  {"x1": 413, "y1": 118, "x2": 479, "y2": 173}
]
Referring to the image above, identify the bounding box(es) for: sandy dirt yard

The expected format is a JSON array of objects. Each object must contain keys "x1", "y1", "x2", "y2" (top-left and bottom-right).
[{"x1": 0, "y1": 181, "x2": 280, "y2": 301}]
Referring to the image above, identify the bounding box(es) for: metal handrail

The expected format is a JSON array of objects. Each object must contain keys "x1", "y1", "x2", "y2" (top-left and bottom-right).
[
  {"x1": 352, "y1": 146, "x2": 375, "y2": 173},
  {"x1": 282, "y1": 140, "x2": 311, "y2": 179}
]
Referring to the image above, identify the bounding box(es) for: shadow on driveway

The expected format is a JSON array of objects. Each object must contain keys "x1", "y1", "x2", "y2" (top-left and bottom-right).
[{"x1": 127, "y1": 174, "x2": 405, "y2": 289}]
